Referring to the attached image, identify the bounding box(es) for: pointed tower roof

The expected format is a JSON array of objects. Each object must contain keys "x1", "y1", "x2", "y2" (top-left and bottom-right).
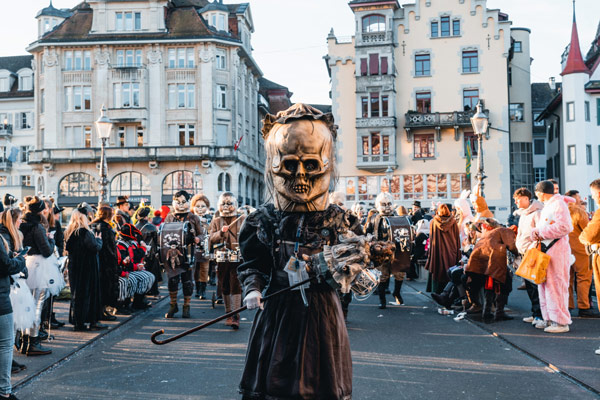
[{"x1": 561, "y1": 1, "x2": 589, "y2": 76}]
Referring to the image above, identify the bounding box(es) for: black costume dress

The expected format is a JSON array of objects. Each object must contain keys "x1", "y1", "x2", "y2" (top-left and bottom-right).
[
  {"x1": 98, "y1": 220, "x2": 120, "y2": 308},
  {"x1": 67, "y1": 228, "x2": 103, "y2": 327},
  {"x1": 238, "y1": 204, "x2": 359, "y2": 400}
]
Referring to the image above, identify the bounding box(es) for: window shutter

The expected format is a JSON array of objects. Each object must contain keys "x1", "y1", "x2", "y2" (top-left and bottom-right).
[
  {"x1": 360, "y1": 58, "x2": 367, "y2": 76},
  {"x1": 369, "y1": 53, "x2": 379, "y2": 75},
  {"x1": 381, "y1": 57, "x2": 388, "y2": 75}
]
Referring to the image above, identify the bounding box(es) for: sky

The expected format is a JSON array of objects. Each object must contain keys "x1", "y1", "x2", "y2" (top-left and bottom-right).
[{"x1": 2, "y1": 0, "x2": 599, "y2": 105}]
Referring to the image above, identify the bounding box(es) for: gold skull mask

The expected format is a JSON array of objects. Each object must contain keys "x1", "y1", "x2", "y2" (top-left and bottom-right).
[{"x1": 263, "y1": 104, "x2": 337, "y2": 212}]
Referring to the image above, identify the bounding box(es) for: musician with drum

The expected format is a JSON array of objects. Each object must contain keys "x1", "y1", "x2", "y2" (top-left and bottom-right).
[
  {"x1": 163, "y1": 190, "x2": 204, "y2": 319},
  {"x1": 366, "y1": 192, "x2": 413, "y2": 309},
  {"x1": 208, "y1": 192, "x2": 245, "y2": 330}
]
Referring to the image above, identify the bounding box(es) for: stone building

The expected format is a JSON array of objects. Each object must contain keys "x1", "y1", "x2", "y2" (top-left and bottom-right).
[
  {"x1": 27, "y1": 0, "x2": 269, "y2": 209},
  {"x1": 0, "y1": 55, "x2": 36, "y2": 201},
  {"x1": 537, "y1": 9, "x2": 600, "y2": 206},
  {"x1": 326, "y1": 0, "x2": 532, "y2": 221}
]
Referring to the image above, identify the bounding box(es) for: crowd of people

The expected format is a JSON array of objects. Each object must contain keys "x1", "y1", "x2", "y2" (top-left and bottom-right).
[
  {"x1": 0, "y1": 173, "x2": 598, "y2": 398},
  {"x1": 336, "y1": 178, "x2": 600, "y2": 356},
  {"x1": 0, "y1": 188, "x2": 252, "y2": 399}
]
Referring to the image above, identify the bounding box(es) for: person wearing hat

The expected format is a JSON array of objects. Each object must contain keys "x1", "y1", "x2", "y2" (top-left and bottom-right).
[
  {"x1": 410, "y1": 201, "x2": 424, "y2": 225},
  {"x1": 116, "y1": 223, "x2": 155, "y2": 312},
  {"x1": 135, "y1": 207, "x2": 161, "y2": 297},
  {"x1": 3, "y1": 194, "x2": 16, "y2": 210},
  {"x1": 19, "y1": 196, "x2": 65, "y2": 356},
  {"x1": 530, "y1": 180, "x2": 574, "y2": 333},
  {"x1": 114, "y1": 196, "x2": 132, "y2": 226},
  {"x1": 163, "y1": 191, "x2": 205, "y2": 318}
]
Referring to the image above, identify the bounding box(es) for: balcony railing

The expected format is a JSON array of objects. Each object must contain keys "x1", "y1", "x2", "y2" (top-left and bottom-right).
[
  {"x1": 111, "y1": 68, "x2": 145, "y2": 81},
  {"x1": 358, "y1": 31, "x2": 392, "y2": 45},
  {"x1": 356, "y1": 153, "x2": 396, "y2": 170},
  {"x1": 356, "y1": 117, "x2": 396, "y2": 129},
  {"x1": 0, "y1": 125, "x2": 13, "y2": 137},
  {"x1": 0, "y1": 160, "x2": 12, "y2": 171},
  {"x1": 63, "y1": 71, "x2": 92, "y2": 84},
  {"x1": 404, "y1": 109, "x2": 489, "y2": 129},
  {"x1": 166, "y1": 69, "x2": 196, "y2": 83},
  {"x1": 29, "y1": 145, "x2": 244, "y2": 164}
]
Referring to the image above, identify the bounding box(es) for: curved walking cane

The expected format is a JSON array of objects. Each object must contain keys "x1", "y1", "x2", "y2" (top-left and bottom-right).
[{"x1": 151, "y1": 276, "x2": 316, "y2": 345}]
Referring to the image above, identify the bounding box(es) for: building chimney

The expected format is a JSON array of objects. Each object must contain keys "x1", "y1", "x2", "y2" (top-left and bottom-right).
[{"x1": 549, "y1": 77, "x2": 556, "y2": 90}]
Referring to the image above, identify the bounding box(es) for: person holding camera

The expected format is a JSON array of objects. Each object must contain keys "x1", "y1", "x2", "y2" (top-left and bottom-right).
[{"x1": 65, "y1": 204, "x2": 105, "y2": 331}]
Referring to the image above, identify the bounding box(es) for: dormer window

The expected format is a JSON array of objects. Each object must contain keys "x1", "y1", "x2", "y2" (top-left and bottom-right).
[
  {"x1": 116, "y1": 11, "x2": 141, "y2": 32},
  {"x1": 0, "y1": 78, "x2": 9, "y2": 93},
  {"x1": 362, "y1": 14, "x2": 385, "y2": 33},
  {"x1": 18, "y1": 74, "x2": 32, "y2": 91},
  {"x1": 208, "y1": 12, "x2": 227, "y2": 31}
]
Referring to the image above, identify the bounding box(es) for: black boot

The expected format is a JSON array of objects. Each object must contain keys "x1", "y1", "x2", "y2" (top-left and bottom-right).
[
  {"x1": 432, "y1": 282, "x2": 453, "y2": 309},
  {"x1": 165, "y1": 303, "x2": 179, "y2": 318},
  {"x1": 198, "y1": 282, "x2": 207, "y2": 300},
  {"x1": 195, "y1": 282, "x2": 201, "y2": 299},
  {"x1": 11, "y1": 359, "x2": 26, "y2": 374},
  {"x1": 378, "y1": 281, "x2": 388, "y2": 309},
  {"x1": 38, "y1": 326, "x2": 49, "y2": 341},
  {"x1": 133, "y1": 294, "x2": 151, "y2": 310},
  {"x1": 51, "y1": 312, "x2": 65, "y2": 328},
  {"x1": 494, "y1": 294, "x2": 514, "y2": 321},
  {"x1": 392, "y1": 279, "x2": 404, "y2": 305},
  {"x1": 26, "y1": 336, "x2": 52, "y2": 356},
  {"x1": 17, "y1": 333, "x2": 27, "y2": 354},
  {"x1": 482, "y1": 290, "x2": 495, "y2": 323}
]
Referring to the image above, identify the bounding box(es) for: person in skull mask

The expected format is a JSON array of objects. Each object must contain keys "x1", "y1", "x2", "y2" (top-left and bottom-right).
[
  {"x1": 366, "y1": 192, "x2": 409, "y2": 308},
  {"x1": 237, "y1": 103, "x2": 364, "y2": 399},
  {"x1": 164, "y1": 190, "x2": 204, "y2": 318},
  {"x1": 208, "y1": 192, "x2": 245, "y2": 329},
  {"x1": 135, "y1": 207, "x2": 161, "y2": 296},
  {"x1": 190, "y1": 193, "x2": 210, "y2": 299}
]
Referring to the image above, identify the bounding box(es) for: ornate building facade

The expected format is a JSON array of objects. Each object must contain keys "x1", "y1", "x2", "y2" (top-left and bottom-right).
[
  {"x1": 326, "y1": 0, "x2": 532, "y2": 220},
  {"x1": 538, "y1": 9, "x2": 600, "y2": 209},
  {"x1": 27, "y1": 0, "x2": 267, "y2": 208},
  {"x1": 0, "y1": 55, "x2": 36, "y2": 201}
]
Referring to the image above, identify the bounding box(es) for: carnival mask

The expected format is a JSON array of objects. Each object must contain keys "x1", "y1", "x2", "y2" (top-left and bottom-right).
[
  {"x1": 268, "y1": 120, "x2": 332, "y2": 212},
  {"x1": 219, "y1": 196, "x2": 237, "y2": 217},
  {"x1": 173, "y1": 195, "x2": 190, "y2": 214},
  {"x1": 376, "y1": 193, "x2": 394, "y2": 216},
  {"x1": 193, "y1": 200, "x2": 208, "y2": 216}
]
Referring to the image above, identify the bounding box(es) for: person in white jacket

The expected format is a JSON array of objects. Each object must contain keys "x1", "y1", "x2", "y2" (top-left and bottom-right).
[{"x1": 513, "y1": 187, "x2": 544, "y2": 327}]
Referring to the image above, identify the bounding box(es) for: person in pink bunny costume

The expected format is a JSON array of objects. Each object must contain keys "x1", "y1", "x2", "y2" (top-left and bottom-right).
[{"x1": 531, "y1": 180, "x2": 574, "y2": 333}]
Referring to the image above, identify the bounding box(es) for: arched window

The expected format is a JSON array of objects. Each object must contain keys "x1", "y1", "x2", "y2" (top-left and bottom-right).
[
  {"x1": 218, "y1": 172, "x2": 231, "y2": 193},
  {"x1": 362, "y1": 14, "x2": 385, "y2": 33},
  {"x1": 110, "y1": 171, "x2": 150, "y2": 202},
  {"x1": 58, "y1": 172, "x2": 98, "y2": 206},
  {"x1": 162, "y1": 170, "x2": 194, "y2": 203}
]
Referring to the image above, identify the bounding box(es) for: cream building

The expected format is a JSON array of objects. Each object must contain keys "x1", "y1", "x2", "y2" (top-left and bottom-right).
[
  {"x1": 27, "y1": 0, "x2": 266, "y2": 209},
  {"x1": 326, "y1": 0, "x2": 532, "y2": 221},
  {"x1": 0, "y1": 55, "x2": 36, "y2": 201}
]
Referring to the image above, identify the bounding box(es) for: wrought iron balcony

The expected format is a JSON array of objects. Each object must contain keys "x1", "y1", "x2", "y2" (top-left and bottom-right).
[
  {"x1": 0, "y1": 160, "x2": 12, "y2": 171},
  {"x1": 0, "y1": 125, "x2": 13, "y2": 137},
  {"x1": 404, "y1": 109, "x2": 489, "y2": 129}
]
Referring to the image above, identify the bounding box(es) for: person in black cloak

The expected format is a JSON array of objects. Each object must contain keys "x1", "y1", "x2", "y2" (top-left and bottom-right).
[
  {"x1": 92, "y1": 205, "x2": 120, "y2": 321},
  {"x1": 237, "y1": 104, "x2": 366, "y2": 400},
  {"x1": 65, "y1": 203, "x2": 105, "y2": 331}
]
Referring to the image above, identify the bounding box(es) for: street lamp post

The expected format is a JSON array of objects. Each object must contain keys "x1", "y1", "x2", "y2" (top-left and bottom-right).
[
  {"x1": 193, "y1": 165, "x2": 203, "y2": 192},
  {"x1": 95, "y1": 105, "x2": 113, "y2": 204},
  {"x1": 385, "y1": 165, "x2": 394, "y2": 193},
  {"x1": 470, "y1": 101, "x2": 489, "y2": 197}
]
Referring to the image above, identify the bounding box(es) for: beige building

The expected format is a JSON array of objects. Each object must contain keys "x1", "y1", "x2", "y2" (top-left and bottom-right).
[
  {"x1": 326, "y1": 0, "x2": 531, "y2": 220},
  {"x1": 27, "y1": 0, "x2": 267, "y2": 209}
]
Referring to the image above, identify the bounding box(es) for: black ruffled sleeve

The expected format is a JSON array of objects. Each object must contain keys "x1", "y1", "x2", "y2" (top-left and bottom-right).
[{"x1": 237, "y1": 210, "x2": 273, "y2": 297}]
